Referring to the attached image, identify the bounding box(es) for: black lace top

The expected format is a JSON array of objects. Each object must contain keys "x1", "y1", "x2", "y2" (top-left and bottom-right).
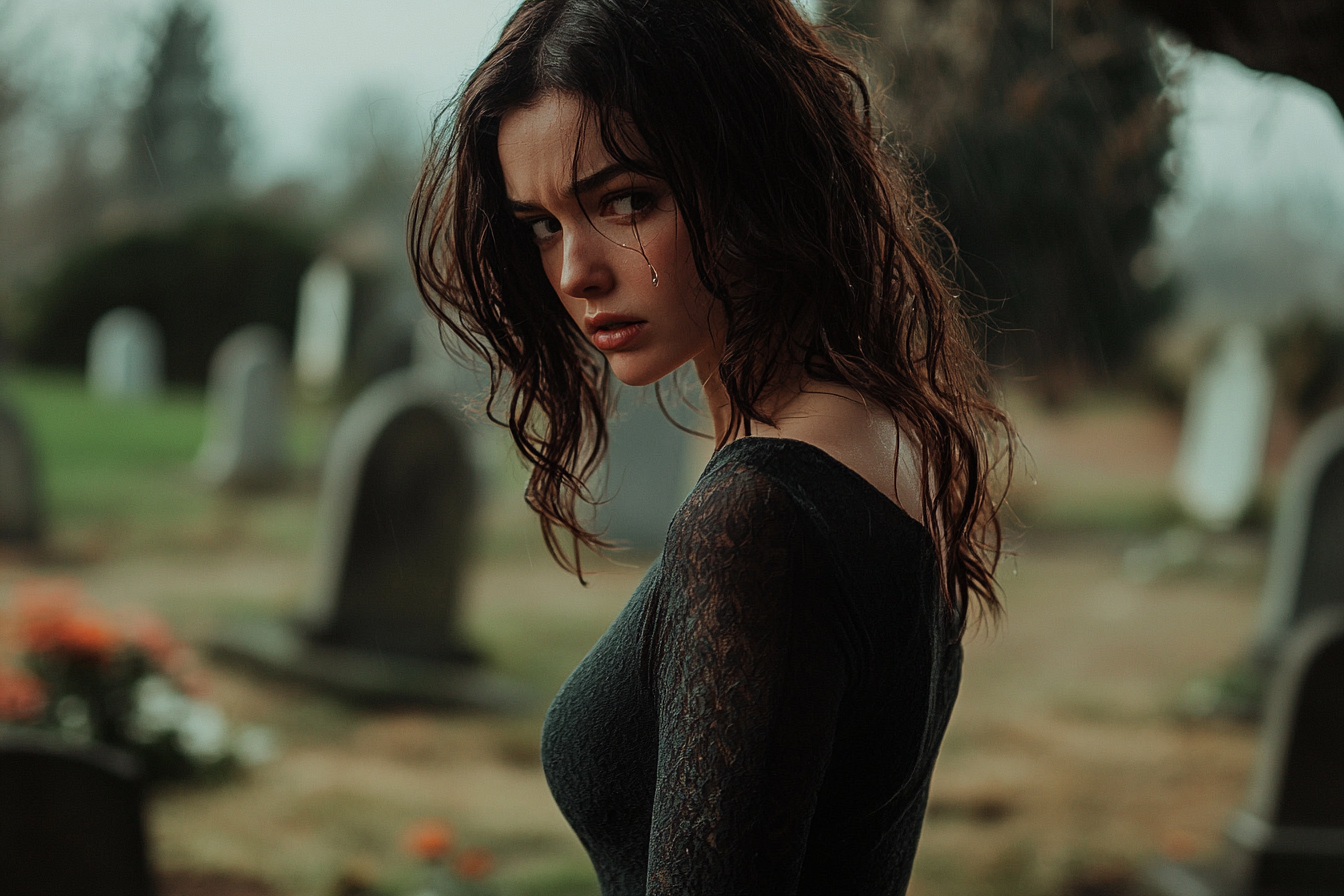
[{"x1": 541, "y1": 437, "x2": 962, "y2": 895}]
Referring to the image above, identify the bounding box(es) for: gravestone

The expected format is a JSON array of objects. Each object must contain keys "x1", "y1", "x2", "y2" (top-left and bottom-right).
[
  {"x1": 1252, "y1": 405, "x2": 1344, "y2": 661},
  {"x1": 0, "y1": 399, "x2": 43, "y2": 545},
  {"x1": 293, "y1": 255, "x2": 353, "y2": 400},
  {"x1": 1171, "y1": 325, "x2": 1275, "y2": 531},
  {"x1": 412, "y1": 315, "x2": 492, "y2": 404},
  {"x1": 86, "y1": 307, "x2": 164, "y2": 400},
  {"x1": 0, "y1": 732, "x2": 154, "y2": 896},
  {"x1": 194, "y1": 324, "x2": 290, "y2": 489},
  {"x1": 212, "y1": 369, "x2": 525, "y2": 709},
  {"x1": 598, "y1": 378, "x2": 700, "y2": 553},
  {"x1": 302, "y1": 368, "x2": 477, "y2": 661},
  {"x1": 1146, "y1": 609, "x2": 1344, "y2": 896}
]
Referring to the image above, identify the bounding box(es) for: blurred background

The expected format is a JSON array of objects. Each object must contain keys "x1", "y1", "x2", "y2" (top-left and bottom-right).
[{"x1": 0, "y1": 1, "x2": 1342, "y2": 894}]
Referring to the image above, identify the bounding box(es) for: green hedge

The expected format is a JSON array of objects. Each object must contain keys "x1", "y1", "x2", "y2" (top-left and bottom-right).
[{"x1": 23, "y1": 208, "x2": 316, "y2": 385}]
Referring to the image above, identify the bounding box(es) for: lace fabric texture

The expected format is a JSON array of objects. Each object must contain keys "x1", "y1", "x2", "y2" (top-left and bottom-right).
[{"x1": 541, "y1": 438, "x2": 962, "y2": 895}]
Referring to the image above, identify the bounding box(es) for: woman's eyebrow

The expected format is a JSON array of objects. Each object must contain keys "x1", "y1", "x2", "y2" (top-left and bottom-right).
[{"x1": 507, "y1": 163, "x2": 636, "y2": 214}]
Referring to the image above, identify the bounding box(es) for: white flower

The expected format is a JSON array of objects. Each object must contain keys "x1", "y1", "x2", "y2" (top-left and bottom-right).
[
  {"x1": 177, "y1": 700, "x2": 229, "y2": 762},
  {"x1": 128, "y1": 675, "x2": 188, "y2": 743}
]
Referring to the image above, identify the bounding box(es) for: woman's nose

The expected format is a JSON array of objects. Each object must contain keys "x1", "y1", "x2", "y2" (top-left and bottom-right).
[{"x1": 557, "y1": 228, "x2": 614, "y2": 299}]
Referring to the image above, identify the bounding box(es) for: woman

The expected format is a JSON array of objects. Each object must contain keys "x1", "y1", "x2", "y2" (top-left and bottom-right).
[{"x1": 411, "y1": 0, "x2": 1012, "y2": 892}]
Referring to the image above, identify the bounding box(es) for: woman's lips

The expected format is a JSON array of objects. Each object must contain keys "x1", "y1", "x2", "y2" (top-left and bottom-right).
[{"x1": 591, "y1": 320, "x2": 647, "y2": 351}]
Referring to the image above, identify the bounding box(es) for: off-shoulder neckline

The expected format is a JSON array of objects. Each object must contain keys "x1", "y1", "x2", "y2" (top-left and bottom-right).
[{"x1": 710, "y1": 435, "x2": 920, "y2": 527}]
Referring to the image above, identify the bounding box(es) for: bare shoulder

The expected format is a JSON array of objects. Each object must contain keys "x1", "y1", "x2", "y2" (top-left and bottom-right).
[{"x1": 746, "y1": 382, "x2": 925, "y2": 524}]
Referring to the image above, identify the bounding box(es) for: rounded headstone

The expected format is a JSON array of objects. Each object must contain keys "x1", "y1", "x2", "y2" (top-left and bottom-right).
[
  {"x1": 86, "y1": 308, "x2": 164, "y2": 401},
  {"x1": 194, "y1": 324, "x2": 291, "y2": 489},
  {"x1": 293, "y1": 256, "x2": 353, "y2": 400}
]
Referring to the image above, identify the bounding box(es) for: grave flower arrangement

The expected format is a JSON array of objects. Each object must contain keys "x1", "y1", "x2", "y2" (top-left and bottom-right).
[
  {"x1": 0, "y1": 577, "x2": 274, "y2": 781},
  {"x1": 403, "y1": 819, "x2": 497, "y2": 896}
]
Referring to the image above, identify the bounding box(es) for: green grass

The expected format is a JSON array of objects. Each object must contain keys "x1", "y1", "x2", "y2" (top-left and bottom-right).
[{"x1": 0, "y1": 368, "x2": 327, "y2": 553}]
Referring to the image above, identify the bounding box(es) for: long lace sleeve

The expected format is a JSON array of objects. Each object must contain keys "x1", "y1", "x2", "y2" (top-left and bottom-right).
[{"x1": 645, "y1": 466, "x2": 854, "y2": 895}]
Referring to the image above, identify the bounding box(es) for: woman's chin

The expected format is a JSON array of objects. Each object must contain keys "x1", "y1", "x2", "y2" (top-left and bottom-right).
[{"x1": 606, "y1": 356, "x2": 676, "y2": 388}]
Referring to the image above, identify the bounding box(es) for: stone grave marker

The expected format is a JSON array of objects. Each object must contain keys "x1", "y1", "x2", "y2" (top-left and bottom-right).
[
  {"x1": 86, "y1": 307, "x2": 164, "y2": 400},
  {"x1": 1252, "y1": 405, "x2": 1344, "y2": 661},
  {"x1": 1146, "y1": 608, "x2": 1344, "y2": 896},
  {"x1": 212, "y1": 369, "x2": 526, "y2": 709},
  {"x1": 194, "y1": 324, "x2": 290, "y2": 489},
  {"x1": 293, "y1": 255, "x2": 353, "y2": 400},
  {"x1": 598, "y1": 377, "x2": 700, "y2": 553},
  {"x1": 0, "y1": 732, "x2": 154, "y2": 896},
  {"x1": 1171, "y1": 324, "x2": 1275, "y2": 531},
  {"x1": 0, "y1": 399, "x2": 43, "y2": 546}
]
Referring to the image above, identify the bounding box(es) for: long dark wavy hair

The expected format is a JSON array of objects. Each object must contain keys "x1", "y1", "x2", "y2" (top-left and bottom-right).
[{"x1": 410, "y1": 0, "x2": 1014, "y2": 627}]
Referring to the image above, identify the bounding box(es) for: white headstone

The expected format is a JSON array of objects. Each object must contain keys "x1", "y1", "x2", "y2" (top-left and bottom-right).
[
  {"x1": 1171, "y1": 324, "x2": 1275, "y2": 530},
  {"x1": 86, "y1": 308, "x2": 164, "y2": 400},
  {"x1": 194, "y1": 325, "x2": 290, "y2": 489},
  {"x1": 293, "y1": 256, "x2": 352, "y2": 400}
]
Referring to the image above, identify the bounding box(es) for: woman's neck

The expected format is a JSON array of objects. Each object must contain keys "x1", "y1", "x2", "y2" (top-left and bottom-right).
[{"x1": 693, "y1": 359, "x2": 920, "y2": 518}]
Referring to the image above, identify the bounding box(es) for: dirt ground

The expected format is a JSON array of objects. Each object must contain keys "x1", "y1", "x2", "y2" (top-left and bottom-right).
[{"x1": 1, "y1": 394, "x2": 1276, "y2": 896}]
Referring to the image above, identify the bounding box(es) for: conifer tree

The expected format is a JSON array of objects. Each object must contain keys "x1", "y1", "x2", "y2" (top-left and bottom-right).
[{"x1": 125, "y1": 2, "x2": 234, "y2": 202}]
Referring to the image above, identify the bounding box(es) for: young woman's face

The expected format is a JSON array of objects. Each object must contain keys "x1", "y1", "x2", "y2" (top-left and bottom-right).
[{"x1": 496, "y1": 91, "x2": 723, "y2": 387}]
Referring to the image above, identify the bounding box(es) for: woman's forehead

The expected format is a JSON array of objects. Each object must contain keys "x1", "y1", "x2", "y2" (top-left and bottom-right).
[{"x1": 497, "y1": 92, "x2": 647, "y2": 201}]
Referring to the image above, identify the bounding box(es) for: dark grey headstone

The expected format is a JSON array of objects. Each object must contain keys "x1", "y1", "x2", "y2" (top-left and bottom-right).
[
  {"x1": 1255, "y1": 407, "x2": 1344, "y2": 660},
  {"x1": 211, "y1": 370, "x2": 526, "y2": 709},
  {"x1": 303, "y1": 369, "x2": 477, "y2": 661},
  {"x1": 1146, "y1": 609, "x2": 1344, "y2": 896},
  {"x1": 86, "y1": 307, "x2": 163, "y2": 400},
  {"x1": 195, "y1": 325, "x2": 290, "y2": 490},
  {"x1": 0, "y1": 733, "x2": 154, "y2": 896},
  {"x1": 1223, "y1": 608, "x2": 1344, "y2": 894},
  {"x1": 0, "y1": 399, "x2": 44, "y2": 545}
]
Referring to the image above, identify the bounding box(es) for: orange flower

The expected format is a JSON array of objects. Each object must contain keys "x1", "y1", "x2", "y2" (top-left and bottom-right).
[
  {"x1": 453, "y1": 846, "x2": 494, "y2": 880},
  {"x1": 404, "y1": 819, "x2": 454, "y2": 861},
  {"x1": 14, "y1": 579, "x2": 119, "y2": 662},
  {"x1": 0, "y1": 666, "x2": 47, "y2": 721}
]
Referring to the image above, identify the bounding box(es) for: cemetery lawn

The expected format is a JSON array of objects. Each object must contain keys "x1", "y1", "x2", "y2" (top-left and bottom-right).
[{"x1": 0, "y1": 372, "x2": 1275, "y2": 896}]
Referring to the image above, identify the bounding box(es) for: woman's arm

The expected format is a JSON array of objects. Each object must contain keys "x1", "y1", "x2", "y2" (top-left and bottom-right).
[{"x1": 647, "y1": 467, "x2": 852, "y2": 894}]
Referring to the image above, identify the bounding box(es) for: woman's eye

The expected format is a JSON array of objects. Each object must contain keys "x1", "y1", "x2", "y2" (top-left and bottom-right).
[
  {"x1": 528, "y1": 217, "x2": 561, "y2": 241},
  {"x1": 607, "y1": 192, "x2": 653, "y2": 218}
]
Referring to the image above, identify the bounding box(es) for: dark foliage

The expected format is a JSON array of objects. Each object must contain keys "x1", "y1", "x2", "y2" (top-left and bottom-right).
[
  {"x1": 1122, "y1": 0, "x2": 1344, "y2": 113},
  {"x1": 23, "y1": 209, "x2": 315, "y2": 384},
  {"x1": 930, "y1": 1, "x2": 1175, "y2": 381},
  {"x1": 828, "y1": 0, "x2": 1175, "y2": 387}
]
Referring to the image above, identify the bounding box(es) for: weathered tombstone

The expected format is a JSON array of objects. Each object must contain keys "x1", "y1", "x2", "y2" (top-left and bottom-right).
[
  {"x1": 1253, "y1": 405, "x2": 1344, "y2": 661},
  {"x1": 0, "y1": 399, "x2": 44, "y2": 545},
  {"x1": 1171, "y1": 325, "x2": 1275, "y2": 531},
  {"x1": 293, "y1": 255, "x2": 353, "y2": 400},
  {"x1": 411, "y1": 314, "x2": 491, "y2": 403},
  {"x1": 597, "y1": 378, "x2": 699, "y2": 553},
  {"x1": 0, "y1": 732, "x2": 154, "y2": 896},
  {"x1": 212, "y1": 369, "x2": 525, "y2": 708},
  {"x1": 194, "y1": 324, "x2": 290, "y2": 489},
  {"x1": 1145, "y1": 609, "x2": 1344, "y2": 896},
  {"x1": 302, "y1": 368, "x2": 477, "y2": 661},
  {"x1": 1181, "y1": 406, "x2": 1344, "y2": 720},
  {"x1": 86, "y1": 307, "x2": 164, "y2": 400}
]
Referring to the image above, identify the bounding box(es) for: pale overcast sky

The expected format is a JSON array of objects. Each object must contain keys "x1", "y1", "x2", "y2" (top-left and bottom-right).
[{"x1": 8, "y1": 0, "x2": 1344, "y2": 230}]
